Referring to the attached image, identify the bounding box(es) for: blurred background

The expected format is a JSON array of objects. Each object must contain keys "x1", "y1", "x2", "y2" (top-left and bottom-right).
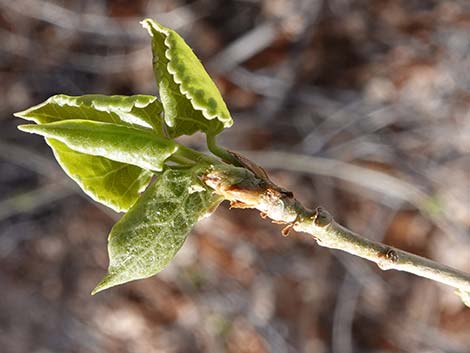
[{"x1": 1, "y1": 0, "x2": 469, "y2": 352}]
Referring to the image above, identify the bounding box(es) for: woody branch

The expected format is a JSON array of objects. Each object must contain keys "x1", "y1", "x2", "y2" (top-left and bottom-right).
[{"x1": 203, "y1": 164, "x2": 470, "y2": 293}]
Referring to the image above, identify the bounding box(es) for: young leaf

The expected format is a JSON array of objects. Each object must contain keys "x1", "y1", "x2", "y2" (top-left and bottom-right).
[
  {"x1": 14, "y1": 95, "x2": 164, "y2": 211},
  {"x1": 92, "y1": 167, "x2": 223, "y2": 294},
  {"x1": 14, "y1": 94, "x2": 164, "y2": 133},
  {"x1": 142, "y1": 19, "x2": 233, "y2": 137},
  {"x1": 75, "y1": 94, "x2": 164, "y2": 133},
  {"x1": 19, "y1": 120, "x2": 178, "y2": 171},
  {"x1": 46, "y1": 138, "x2": 153, "y2": 212}
]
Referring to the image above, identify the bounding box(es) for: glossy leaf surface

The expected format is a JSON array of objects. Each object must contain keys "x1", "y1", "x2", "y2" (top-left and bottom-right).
[{"x1": 19, "y1": 120, "x2": 178, "y2": 171}]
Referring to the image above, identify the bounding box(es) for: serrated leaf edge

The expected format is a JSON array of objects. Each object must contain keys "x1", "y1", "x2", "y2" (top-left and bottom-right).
[
  {"x1": 14, "y1": 94, "x2": 160, "y2": 129},
  {"x1": 141, "y1": 19, "x2": 232, "y2": 128}
]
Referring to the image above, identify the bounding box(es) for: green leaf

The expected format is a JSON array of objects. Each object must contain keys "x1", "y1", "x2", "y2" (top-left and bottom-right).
[
  {"x1": 457, "y1": 289, "x2": 470, "y2": 308},
  {"x1": 75, "y1": 94, "x2": 164, "y2": 133},
  {"x1": 19, "y1": 120, "x2": 178, "y2": 171},
  {"x1": 142, "y1": 19, "x2": 232, "y2": 137},
  {"x1": 92, "y1": 166, "x2": 223, "y2": 294},
  {"x1": 14, "y1": 94, "x2": 164, "y2": 133},
  {"x1": 15, "y1": 95, "x2": 164, "y2": 211},
  {"x1": 46, "y1": 138, "x2": 153, "y2": 212}
]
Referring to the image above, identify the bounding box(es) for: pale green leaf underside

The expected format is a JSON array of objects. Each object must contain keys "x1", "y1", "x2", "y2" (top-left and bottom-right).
[
  {"x1": 19, "y1": 120, "x2": 178, "y2": 171},
  {"x1": 142, "y1": 19, "x2": 232, "y2": 137},
  {"x1": 46, "y1": 138, "x2": 153, "y2": 212},
  {"x1": 14, "y1": 94, "x2": 164, "y2": 134},
  {"x1": 93, "y1": 167, "x2": 223, "y2": 294}
]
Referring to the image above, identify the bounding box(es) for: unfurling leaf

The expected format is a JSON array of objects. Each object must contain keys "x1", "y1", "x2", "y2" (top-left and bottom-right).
[
  {"x1": 92, "y1": 167, "x2": 223, "y2": 294},
  {"x1": 14, "y1": 94, "x2": 165, "y2": 211},
  {"x1": 14, "y1": 94, "x2": 164, "y2": 133},
  {"x1": 46, "y1": 139, "x2": 153, "y2": 212},
  {"x1": 142, "y1": 19, "x2": 232, "y2": 137},
  {"x1": 19, "y1": 120, "x2": 178, "y2": 171}
]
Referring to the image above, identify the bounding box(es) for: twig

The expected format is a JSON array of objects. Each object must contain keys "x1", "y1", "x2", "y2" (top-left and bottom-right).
[
  {"x1": 203, "y1": 164, "x2": 470, "y2": 293},
  {"x1": 237, "y1": 150, "x2": 465, "y2": 241}
]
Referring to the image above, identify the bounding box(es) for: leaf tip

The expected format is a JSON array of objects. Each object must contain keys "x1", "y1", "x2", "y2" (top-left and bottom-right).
[
  {"x1": 91, "y1": 272, "x2": 118, "y2": 295},
  {"x1": 14, "y1": 98, "x2": 53, "y2": 123},
  {"x1": 140, "y1": 18, "x2": 156, "y2": 35},
  {"x1": 14, "y1": 108, "x2": 38, "y2": 123},
  {"x1": 13, "y1": 110, "x2": 27, "y2": 119},
  {"x1": 17, "y1": 124, "x2": 37, "y2": 133},
  {"x1": 141, "y1": 18, "x2": 168, "y2": 37},
  {"x1": 90, "y1": 287, "x2": 101, "y2": 296}
]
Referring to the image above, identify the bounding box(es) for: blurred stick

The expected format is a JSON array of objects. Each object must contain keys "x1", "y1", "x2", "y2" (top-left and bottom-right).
[
  {"x1": 209, "y1": 22, "x2": 278, "y2": 73},
  {"x1": 0, "y1": 29, "x2": 149, "y2": 74},
  {"x1": 0, "y1": 183, "x2": 74, "y2": 221},
  {"x1": 238, "y1": 150, "x2": 428, "y2": 206},
  {"x1": 0, "y1": 140, "x2": 119, "y2": 220},
  {"x1": 0, "y1": 140, "x2": 61, "y2": 178},
  {"x1": 0, "y1": 0, "x2": 204, "y2": 38}
]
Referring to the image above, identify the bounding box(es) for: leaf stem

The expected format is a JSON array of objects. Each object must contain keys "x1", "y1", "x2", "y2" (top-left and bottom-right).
[
  {"x1": 167, "y1": 153, "x2": 195, "y2": 166},
  {"x1": 206, "y1": 134, "x2": 242, "y2": 166},
  {"x1": 175, "y1": 143, "x2": 222, "y2": 166},
  {"x1": 203, "y1": 165, "x2": 470, "y2": 294}
]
